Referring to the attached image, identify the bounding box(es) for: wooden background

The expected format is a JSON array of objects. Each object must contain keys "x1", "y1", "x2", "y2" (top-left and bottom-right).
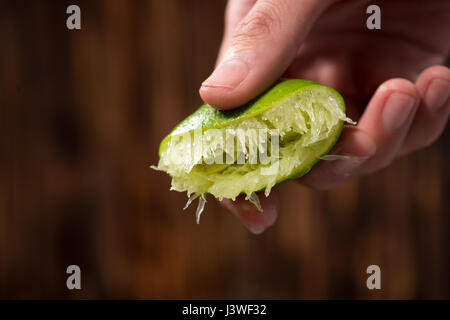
[{"x1": 0, "y1": 0, "x2": 449, "y2": 299}]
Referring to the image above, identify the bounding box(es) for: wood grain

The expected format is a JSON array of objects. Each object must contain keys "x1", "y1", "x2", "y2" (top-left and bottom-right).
[{"x1": 0, "y1": 0, "x2": 448, "y2": 299}]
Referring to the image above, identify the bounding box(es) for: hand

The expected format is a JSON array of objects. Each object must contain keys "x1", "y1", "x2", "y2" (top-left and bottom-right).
[{"x1": 199, "y1": 0, "x2": 450, "y2": 234}]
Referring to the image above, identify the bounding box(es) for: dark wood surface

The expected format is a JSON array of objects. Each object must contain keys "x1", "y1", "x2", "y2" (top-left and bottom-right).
[{"x1": 0, "y1": 0, "x2": 449, "y2": 299}]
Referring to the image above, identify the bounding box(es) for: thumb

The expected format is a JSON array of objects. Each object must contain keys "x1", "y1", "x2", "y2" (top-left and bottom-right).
[{"x1": 200, "y1": 0, "x2": 333, "y2": 109}]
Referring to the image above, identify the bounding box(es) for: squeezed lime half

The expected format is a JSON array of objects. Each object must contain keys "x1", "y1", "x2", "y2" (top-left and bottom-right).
[{"x1": 152, "y1": 79, "x2": 354, "y2": 221}]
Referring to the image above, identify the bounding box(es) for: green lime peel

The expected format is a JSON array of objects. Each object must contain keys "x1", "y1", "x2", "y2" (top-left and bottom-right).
[{"x1": 152, "y1": 79, "x2": 355, "y2": 222}]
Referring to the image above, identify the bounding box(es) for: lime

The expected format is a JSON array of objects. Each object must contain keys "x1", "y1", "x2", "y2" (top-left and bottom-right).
[{"x1": 152, "y1": 79, "x2": 354, "y2": 221}]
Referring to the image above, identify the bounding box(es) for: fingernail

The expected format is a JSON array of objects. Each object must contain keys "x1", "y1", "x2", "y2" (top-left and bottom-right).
[
  {"x1": 382, "y1": 92, "x2": 416, "y2": 132},
  {"x1": 425, "y1": 78, "x2": 450, "y2": 112},
  {"x1": 201, "y1": 59, "x2": 249, "y2": 89}
]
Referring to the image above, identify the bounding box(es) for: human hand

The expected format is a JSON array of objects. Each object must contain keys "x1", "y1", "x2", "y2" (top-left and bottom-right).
[{"x1": 199, "y1": 0, "x2": 450, "y2": 234}]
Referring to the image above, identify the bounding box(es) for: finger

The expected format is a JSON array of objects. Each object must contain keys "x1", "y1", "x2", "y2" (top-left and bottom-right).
[
  {"x1": 299, "y1": 126, "x2": 376, "y2": 190},
  {"x1": 220, "y1": 191, "x2": 278, "y2": 234},
  {"x1": 300, "y1": 78, "x2": 420, "y2": 189},
  {"x1": 399, "y1": 65, "x2": 450, "y2": 155},
  {"x1": 200, "y1": 0, "x2": 334, "y2": 109},
  {"x1": 216, "y1": 0, "x2": 256, "y2": 66},
  {"x1": 358, "y1": 78, "x2": 420, "y2": 174}
]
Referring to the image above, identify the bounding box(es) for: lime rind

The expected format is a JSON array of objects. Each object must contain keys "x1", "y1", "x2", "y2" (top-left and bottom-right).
[{"x1": 153, "y1": 79, "x2": 353, "y2": 217}]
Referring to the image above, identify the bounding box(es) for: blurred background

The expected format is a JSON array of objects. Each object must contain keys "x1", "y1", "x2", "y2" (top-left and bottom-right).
[{"x1": 0, "y1": 0, "x2": 449, "y2": 299}]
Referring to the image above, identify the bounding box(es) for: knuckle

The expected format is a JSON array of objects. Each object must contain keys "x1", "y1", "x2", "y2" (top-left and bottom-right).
[
  {"x1": 415, "y1": 118, "x2": 449, "y2": 150},
  {"x1": 232, "y1": 3, "x2": 281, "y2": 47},
  {"x1": 375, "y1": 157, "x2": 394, "y2": 172},
  {"x1": 418, "y1": 132, "x2": 441, "y2": 149},
  {"x1": 380, "y1": 78, "x2": 417, "y2": 96},
  {"x1": 424, "y1": 65, "x2": 450, "y2": 80},
  {"x1": 362, "y1": 156, "x2": 393, "y2": 174},
  {"x1": 403, "y1": 120, "x2": 447, "y2": 155}
]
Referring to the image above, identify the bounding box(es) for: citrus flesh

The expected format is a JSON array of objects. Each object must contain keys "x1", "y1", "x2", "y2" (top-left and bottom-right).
[{"x1": 153, "y1": 79, "x2": 353, "y2": 218}]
